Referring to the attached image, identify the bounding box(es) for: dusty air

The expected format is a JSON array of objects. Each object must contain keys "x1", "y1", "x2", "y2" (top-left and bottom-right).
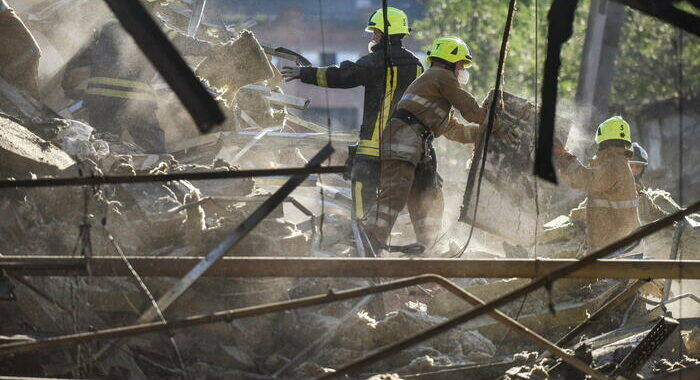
[{"x1": 0, "y1": 0, "x2": 699, "y2": 379}]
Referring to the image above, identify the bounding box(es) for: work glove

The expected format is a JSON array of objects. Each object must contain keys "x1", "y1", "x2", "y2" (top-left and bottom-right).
[
  {"x1": 491, "y1": 110, "x2": 518, "y2": 146},
  {"x1": 281, "y1": 66, "x2": 301, "y2": 82}
]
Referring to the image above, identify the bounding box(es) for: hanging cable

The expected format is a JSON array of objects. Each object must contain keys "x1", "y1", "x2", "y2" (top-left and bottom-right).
[
  {"x1": 533, "y1": 0, "x2": 540, "y2": 258},
  {"x1": 378, "y1": 0, "x2": 394, "y2": 250},
  {"x1": 103, "y1": 227, "x2": 188, "y2": 376},
  {"x1": 317, "y1": 0, "x2": 332, "y2": 244},
  {"x1": 676, "y1": 25, "x2": 685, "y2": 360},
  {"x1": 456, "y1": 0, "x2": 518, "y2": 257},
  {"x1": 501, "y1": 0, "x2": 541, "y2": 344}
]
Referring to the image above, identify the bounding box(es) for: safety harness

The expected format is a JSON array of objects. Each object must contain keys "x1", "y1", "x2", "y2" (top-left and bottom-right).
[{"x1": 394, "y1": 108, "x2": 435, "y2": 160}]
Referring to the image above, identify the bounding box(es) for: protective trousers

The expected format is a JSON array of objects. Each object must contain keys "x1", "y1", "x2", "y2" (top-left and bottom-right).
[
  {"x1": 0, "y1": 5, "x2": 41, "y2": 98},
  {"x1": 351, "y1": 156, "x2": 380, "y2": 219},
  {"x1": 362, "y1": 149, "x2": 444, "y2": 248}
]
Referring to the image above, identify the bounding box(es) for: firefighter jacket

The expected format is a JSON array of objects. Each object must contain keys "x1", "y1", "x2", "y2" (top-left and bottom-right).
[
  {"x1": 64, "y1": 18, "x2": 211, "y2": 105},
  {"x1": 298, "y1": 40, "x2": 423, "y2": 158},
  {"x1": 556, "y1": 147, "x2": 641, "y2": 251},
  {"x1": 381, "y1": 64, "x2": 487, "y2": 165}
]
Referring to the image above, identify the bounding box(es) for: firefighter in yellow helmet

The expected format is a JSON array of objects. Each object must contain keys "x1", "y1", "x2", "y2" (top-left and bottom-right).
[
  {"x1": 629, "y1": 142, "x2": 678, "y2": 224},
  {"x1": 281, "y1": 7, "x2": 423, "y2": 221},
  {"x1": 0, "y1": 0, "x2": 41, "y2": 98},
  {"x1": 553, "y1": 116, "x2": 642, "y2": 252},
  {"x1": 360, "y1": 37, "x2": 513, "y2": 254}
]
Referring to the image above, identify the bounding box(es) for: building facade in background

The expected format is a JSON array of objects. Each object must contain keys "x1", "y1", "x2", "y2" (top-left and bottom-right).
[{"x1": 210, "y1": 0, "x2": 426, "y2": 132}]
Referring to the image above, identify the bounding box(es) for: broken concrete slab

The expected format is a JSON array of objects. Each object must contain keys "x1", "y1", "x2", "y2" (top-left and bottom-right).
[
  {"x1": 461, "y1": 90, "x2": 576, "y2": 247},
  {"x1": 0, "y1": 74, "x2": 58, "y2": 126},
  {"x1": 0, "y1": 115, "x2": 75, "y2": 176},
  {"x1": 196, "y1": 31, "x2": 273, "y2": 100}
]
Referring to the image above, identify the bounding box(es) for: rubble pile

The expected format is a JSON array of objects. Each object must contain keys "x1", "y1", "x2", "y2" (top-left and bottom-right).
[
  {"x1": 0, "y1": 3, "x2": 698, "y2": 380},
  {"x1": 0, "y1": 27, "x2": 329, "y2": 378}
]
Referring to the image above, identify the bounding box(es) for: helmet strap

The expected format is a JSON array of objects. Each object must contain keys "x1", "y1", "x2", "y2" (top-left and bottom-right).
[{"x1": 430, "y1": 58, "x2": 456, "y2": 71}]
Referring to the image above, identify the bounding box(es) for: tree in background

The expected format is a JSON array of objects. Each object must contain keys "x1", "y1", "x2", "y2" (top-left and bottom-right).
[
  {"x1": 414, "y1": 0, "x2": 590, "y2": 104},
  {"x1": 611, "y1": 9, "x2": 699, "y2": 112},
  {"x1": 414, "y1": 0, "x2": 698, "y2": 113}
]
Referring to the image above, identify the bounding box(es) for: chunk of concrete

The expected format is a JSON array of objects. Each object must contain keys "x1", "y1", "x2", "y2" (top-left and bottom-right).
[
  {"x1": 0, "y1": 115, "x2": 74, "y2": 176},
  {"x1": 196, "y1": 31, "x2": 273, "y2": 99}
]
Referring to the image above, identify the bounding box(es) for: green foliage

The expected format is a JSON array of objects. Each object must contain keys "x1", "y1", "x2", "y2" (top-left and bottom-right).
[
  {"x1": 611, "y1": 10, "x2": 700, "y2": 110},
  {"x1": 414, "y1": 0, "x2": 698, "y2": 111}
]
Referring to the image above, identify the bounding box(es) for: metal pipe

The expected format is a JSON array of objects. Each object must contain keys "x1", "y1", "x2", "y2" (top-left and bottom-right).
[
  {"x1": 555, "y1": 279, "x2": 646, "y2": 347},
  {"x1": 0, "y1": 165, "x2": 345, "y2": 189},
  {"x1": 0, "y1": 274, "x2": 606, "y2": 379},
  {"x1": 3, "y1": 257, "x2": 700, "y2": 279},
  {"x1": 324, "y1": 201, "x2": 700, "y2": 379},
  {"x1": 93, "y1": 144, "x2": 335, "y2": 362},
  {"x1": 662, "y1": 222, "x2": 686, "y2": 301}
]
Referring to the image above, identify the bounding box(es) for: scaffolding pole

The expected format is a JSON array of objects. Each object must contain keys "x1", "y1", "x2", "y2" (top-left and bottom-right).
[
  {"x1": 2, "y1": 257, "x2": 700, "y2": 279},
  {"x1": 0, "y1": 275, "x2": 608, "y2": 380}
]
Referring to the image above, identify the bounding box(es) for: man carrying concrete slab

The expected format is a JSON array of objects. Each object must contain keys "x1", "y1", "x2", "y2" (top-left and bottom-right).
[
  {"x1": 553, "y1": 116, "x2": 642, "y2": 253},
  {"x1": 360, "y1": 36, "x2": 514, "y2": 254}
]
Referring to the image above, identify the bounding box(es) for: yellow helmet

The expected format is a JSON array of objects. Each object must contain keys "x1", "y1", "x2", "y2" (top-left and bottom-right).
[
  {"x1": 366, "y1": 7, "x2": 410, "y2": 36},
  {"x1": 595, "y1": 116, "x2": 632, "y2": 144},
  {"x1": 427, "y1": 36, "x2": 473, "y2": 67}
]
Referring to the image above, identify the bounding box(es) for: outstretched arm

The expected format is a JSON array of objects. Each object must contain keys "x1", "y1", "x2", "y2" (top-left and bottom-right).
[{"x1": 283, "y1": 57, "x2": 372, "y2": 89}]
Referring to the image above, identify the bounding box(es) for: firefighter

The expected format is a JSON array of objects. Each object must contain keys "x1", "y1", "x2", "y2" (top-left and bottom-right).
[
  {"x1": 280, "y1": 7, "x2": 423, "y2": 220},
  {"x1": 0, "y1": 0, "x2": 41, "y2": 98},
  {"x1": 630, "y1": 142, "x2": 674, "y2": 224},
  {"x1": 360, "y1": 37, "x2": 513, "y2": 253},
  {"x1": 553, "y1": 116, "x2": 641, "y2": 252},
  {"x1": 61, "y1": 0, "x2": 213, "y2": 153}
]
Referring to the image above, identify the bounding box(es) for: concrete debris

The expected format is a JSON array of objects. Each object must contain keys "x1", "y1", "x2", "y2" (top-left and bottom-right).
[
  {"x1": 461, "y1": 90, "x2": 576, "y2": 247},
  {"x1": 652, "y1": 355, "x2": 699, "y2": 375},
  {"x1": 0, "y1": 6, "x2": 696, "y2": 380},
  {"x1": 0, "y1": 114, "x2": 75, "y2": 176},
  {"x1": 196, "y1": 31, "x2": 273, "y2": 101},
  {"x1": 366, "y1": 374, "x2": 404, "y2": 380},
  {"x1": 684, "y1": 327, "x2": 700, "y2": 359}
]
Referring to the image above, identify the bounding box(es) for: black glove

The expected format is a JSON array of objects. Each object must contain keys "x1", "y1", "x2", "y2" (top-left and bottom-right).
[{"x1": 281, "y1": 66, "x2": 301, "y2": 82}]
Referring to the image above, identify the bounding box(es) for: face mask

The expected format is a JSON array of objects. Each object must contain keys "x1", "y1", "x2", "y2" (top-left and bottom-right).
[
  {"x1": 368, "y1": 40, "x2": 378, "y2": 53},
  {"x1": 457, "y1": 69, "x2": 470, "y2": 85}
]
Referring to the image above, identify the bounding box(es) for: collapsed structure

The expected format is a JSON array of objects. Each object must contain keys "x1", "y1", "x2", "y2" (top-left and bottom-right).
[{"x1": 0, "y1": 0, "x2": 699, "y2": 379}]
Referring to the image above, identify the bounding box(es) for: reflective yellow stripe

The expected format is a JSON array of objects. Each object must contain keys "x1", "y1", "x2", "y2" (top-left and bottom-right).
[
  {"x1": 359, "y1": 139, "x2": 379, "y2": 148},
  {"x1": 88, "y1": 77, "x2": 153, "y2": 92},
  {"x1": 354, "y1": 182, "x2": 364, "y2": 218},
  {"x1": 356, "y1": 147, "x2": 380, "y2": 157},
  {"x1": 417, "y1": 65, "x2": 423, "y2": 77},
  {"x1": 371, "y1": 66, "x2": 398, "y2": 143},
  {"x1": 85, "y1": 88, "x2": 157, "y2": 102},
  {"x1": 316, "y1": 68, "x2": 328, "y2": 87}
]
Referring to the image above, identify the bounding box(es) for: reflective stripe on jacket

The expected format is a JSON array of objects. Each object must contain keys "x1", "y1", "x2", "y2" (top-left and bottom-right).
[
  {"x1": 65, "y1": 18, "x2": 211, "y2": 104},
  {"x1": 395, "y1": 64, "x2": 486, "y2": 141},
  {"x1": 299, "y1": 41, "x2": 423, "y2": 157},
  {"x1": 86, "y1": 77, "x2": 157, "y2": 102}
]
